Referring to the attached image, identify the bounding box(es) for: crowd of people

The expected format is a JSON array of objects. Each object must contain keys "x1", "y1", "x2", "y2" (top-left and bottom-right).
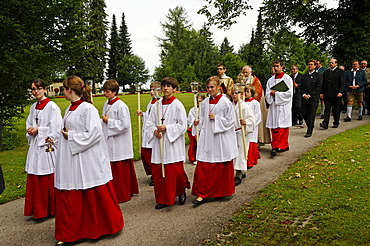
[{"x1": 22, "y1": 57, "x2": 368, "y2": 245}]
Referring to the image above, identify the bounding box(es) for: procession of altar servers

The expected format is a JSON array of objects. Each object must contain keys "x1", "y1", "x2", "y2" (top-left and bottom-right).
[{"x1": 24, "y1": 72, "x2": 292, "y2": 245}]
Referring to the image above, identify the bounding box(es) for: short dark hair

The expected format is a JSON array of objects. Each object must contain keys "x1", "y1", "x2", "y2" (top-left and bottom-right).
[
  {"x1": 273, "y1": 59, "x2": 284, "y2": 67},
  {"x1": 161, "y1": 77, "x2": 178, "y2": 90},
  {"x1": 217, "y1": 63, "x2": 226, "y2": 69},
  {"x1": 352, "y1": 60, "x2": 359, "y2": 65},
  {"x1": 308, "y1": 59, "x2": 316, "y2": 64},
  {"x1": 245, "y1": 84, "x2": 256, "y2": 97},
  {"x1": 30, "y1": 78, "x2": 46, "y2": 89},
  {"x1": 103, "y1": 79, "x2": 119, "y2": 95}
]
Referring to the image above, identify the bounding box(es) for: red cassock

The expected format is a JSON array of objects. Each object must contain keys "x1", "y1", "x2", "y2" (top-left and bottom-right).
[
  {"x1": 152, "y1": 162, "x2": 190, "y2": 205},
  {"x1": 187, "y1": 126, "x2": 197, "y2": 163},
  {"x1": 192, "y1": 160, "x2": 235, "y2": 198},
  {"x1": 24, "y1": 173, "x2": 55, "y2": 219},
  {"x1": 247, "y1": 142, "x2": 261, "y2": 167},
  {"x1": 55, "y1": 181, "x2": 124, "y2": 243},
  {"x1": 271, "y1": 128, "x2": 290, "y2": 150},
  {"x1": 141, "y1": 147, "x2": 153, "y2": 176},
  {"x1": 110, "y1": 159, "x2": 139, "y2": 203}
]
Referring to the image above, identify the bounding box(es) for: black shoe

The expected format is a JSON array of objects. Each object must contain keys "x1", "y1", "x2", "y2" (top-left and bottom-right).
[
  {"x1": 342, "y1": 110, "x2": 347, "y2": 114},
  {"x1": 367, "y1": 111, "x2": 370, "y2": 115},
  {"x1": 320, "y1": 122, "x2": 328, "y2": 129},
  {"x1": 178, "y1": 192, "x2": 186, "y2": 205},
  {"x1": 320, "y1": 114, "x2": 324, "y2": 119},
  {"x1": 155, "y1": 204, "x2": 167, "y2": 210},
  {"x1": 292, "y1": 122, "x2": 298, "y2": 126},
  {"x1": 358, "y1": 115, "x2": 363, "y2": 120},
  {"x1": 270, "y1": 149, "x2": 277, "y2": 158},
  {"x1": 332, "y1": 124, "x2": 339, "y2": 128},
  {"x1": 343, "y1": 116, "x2": 351, "y2": 122},
  {"x1": 299, "y1": 120, "x2": 303, "y2": 125},
  {"x1": 235, "y1": 177, "x2": 242, "y2": 186},
  {"x1": 193, "y1": 198, "x2": 205, "y2": 205},
  {"x1": 276, "y1": 148, "x2": 285, "y2": 152},
  {"x1": 242, "y1": 173, "x2": 246, "y2": 179},
  {"x1": 149, "y1": 181, "x2": 154, "y2": 186},
  {"x1": 304, "y1": 132, "x2": 312, "y2": 138}
]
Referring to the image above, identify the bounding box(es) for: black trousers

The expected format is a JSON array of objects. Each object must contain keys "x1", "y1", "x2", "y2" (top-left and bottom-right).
[
  {"x1": 301, "y1": 97, "x2": 319, "y2": 131},
  {"x1": 365, "y1": 88, "x2": 370, "y2": 111},
  {"x1": 323, "y1": 97, "x2": 342, "y2": 125},
  {"x1": 292, "y1": 105, "x2": 303, "y2": 124}
]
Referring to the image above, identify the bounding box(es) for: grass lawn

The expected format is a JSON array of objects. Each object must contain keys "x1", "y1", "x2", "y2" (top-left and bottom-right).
[
  {"x1": 204, "y1": 123, "x2": 370, "y2": 245},
  {"x1": 0, "y1": 92, "x2": 199, "y2": 204}
]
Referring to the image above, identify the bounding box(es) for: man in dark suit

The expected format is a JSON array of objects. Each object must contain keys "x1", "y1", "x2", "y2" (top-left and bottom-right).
[
  {"x1": 301, "y1": 60, "x2": 323, "y2": 137},
  {"x1": 315, "y1": 60, "x2": 326, "y2": 118},
  {"x1": 344, "y1": 60, "x2": 367, "y2": 121},
  {"x1": 290, "y1": 65, "x2": 303, "y2": 125},
  {"x1": 320, "y1": 59, "x2": 345, "y2": 129}
]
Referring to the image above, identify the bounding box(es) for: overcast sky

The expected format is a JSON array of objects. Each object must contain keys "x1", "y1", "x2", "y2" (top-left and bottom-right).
[{"x1": 105, "y1": 0, "x2": 338, "y2": 75}]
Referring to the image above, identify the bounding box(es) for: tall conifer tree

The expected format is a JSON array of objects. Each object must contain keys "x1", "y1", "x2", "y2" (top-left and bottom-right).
[{"x1": 107, "y1": 14, "x2": 119, "y2": 79}]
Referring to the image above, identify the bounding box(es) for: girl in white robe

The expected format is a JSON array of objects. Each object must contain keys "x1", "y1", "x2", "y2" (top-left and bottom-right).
[
  {"x1": 25, "y1": 78, "x2": 62, "y2": 220},
  {"x1": 192, "y1": 76, "x2": 238, "y2": 205},
  {"x1": 101, "y1": 79, "x2": 139, "y2": 203},
  {"x1": 231, "y1": 86, "x2": 255, "y2": 186},
  {"x1": 48, "y1": 76, "x2": 123, "y2": 245}
]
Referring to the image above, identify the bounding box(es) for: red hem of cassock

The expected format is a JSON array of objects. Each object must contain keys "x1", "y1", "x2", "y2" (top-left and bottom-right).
[
  {"x1": 271, "y1": 128, "x2": 290, "y2": 150},
  {"x1": 192, "y1": 160, "x2": 235, "y2": 198},
  {"x1": 187, "y1": 127, "x2": 197, "y2": 163},
  {"x1": 152, "y1": 162, "x2": 190, "y2": 205},
  {"x1": 110, "y1": 159, "x2": 139, "y2": 203},
  {"x1": 24, "y1": 173, "x2": 55, "y2": 219},
  {"x1": 141, "y1": 147, "x2": 153, "y2": 175},
  {"x1": 247, "y1": 142, "x2": 261, "y2": 167},
  {"x1": 55, "y1": 181, "x2": 124, "y2": 243}
]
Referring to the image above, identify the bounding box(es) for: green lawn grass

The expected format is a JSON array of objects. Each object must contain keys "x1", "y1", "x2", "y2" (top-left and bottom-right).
[
  {"x1": 204, "y1": 123, "x2": 370, "y2": 245},
  {"x1": 0, "y1": 92, "x2": 198, "y2": 204}
]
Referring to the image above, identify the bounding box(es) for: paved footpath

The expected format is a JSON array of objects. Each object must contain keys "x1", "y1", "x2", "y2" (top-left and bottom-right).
[{"x1": 0, "y1": 115, "x2": 369, "y2": 246}]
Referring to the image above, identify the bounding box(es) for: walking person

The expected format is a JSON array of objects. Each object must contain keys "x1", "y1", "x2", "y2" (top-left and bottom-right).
[
  {"x1": 49, "y1": 76, "x2": 123, "y2": 245},
  {"x1": 25, "y1": 78, "x2": 62, "y2": 221}
]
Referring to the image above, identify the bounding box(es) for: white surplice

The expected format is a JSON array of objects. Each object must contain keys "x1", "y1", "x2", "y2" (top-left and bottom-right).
[
  {"x1": 55, "y1": 102, "x2": 112, "y2": 190},
  {"x1": 265, "y1": 74, "x2": 293, "y2": 128},
  {"x1": 245, "y1": 99, "x2": 262, "y2": 143},
  {"x1": 102, "y1": 99, "x2": 133, "y2": 161},
  {"x1": 233, "y1": 100, "x2": 255, "y2": 170},
  {"x1": 25, "y1": 100, "x2": 62, "y2": 175},
  {"x1": 141, "y1": 99, "x2": 157, "y2": 148},
  {"x1": 195, "y1": 95, "x2": 238, "y2": 163},
  {"x1": 146, "y1": 98, "x2": 187, "y2": 164}
]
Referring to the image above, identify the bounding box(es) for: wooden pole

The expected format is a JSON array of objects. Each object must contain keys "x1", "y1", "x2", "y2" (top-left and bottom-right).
[
  {"x1": 193, "y1": 93, "x2": 199, "y2": 140},
  {"x1": 155, "y1": 91, "x2": 165, "y2": 178},
  {"x1": 137, "y1": 90, "x2": 141, "y2": 152},
  {"x1": 237, "y1": 92, "x2": 248, "y2": 161}
]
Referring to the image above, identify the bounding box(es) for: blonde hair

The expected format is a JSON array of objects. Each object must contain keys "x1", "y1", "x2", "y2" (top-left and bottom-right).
[
  {"x1": 63, "y1": 75, "x2": 92, "y2": 104},
  {"x1": 206, "y1": 76, "x2": 220, "y2": 86}
]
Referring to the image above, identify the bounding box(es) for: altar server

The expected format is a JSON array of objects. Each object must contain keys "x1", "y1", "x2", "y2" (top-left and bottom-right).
[
  {"x1": 50, "y1": 75, "x2": 123, "y2": 245},
  {"x1": 137, "y1": 81, "x2": 161, "y2": 186},
  {"x1": 25, "y1": 78, "x2": 62, "y2": 220},
  {"x1": 145, "y1": 77, "x2": 190, "y2": 210},
  {"x1": 265, "y1": 59, "x2": 293, "y2": 158},
  {"x1": 231, "y1": 86, "x2": 255, "y2": 186},
  {"x1": 102, "y1": 79, "x2": 139, "y2": 203},
  {"x1": 192, "y1": 76, "x2": 238, "y2": 205}
]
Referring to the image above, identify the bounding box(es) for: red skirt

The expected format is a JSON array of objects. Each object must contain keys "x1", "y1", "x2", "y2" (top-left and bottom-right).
[
  {"x1": 187, "y1": 127, "x2": 197, "y2": 163},
  {"x1": 55, "y1": 181, "x2": 124, "y2": 242},
  {"x1": 247, "y1": 142, "x2": 261, "y2": 167},
  {"x1": 24, "y1": 173, "x2": 55, "y2": 219},
  {"x1": 271, "y1": 128, "x2": 290, "y2": 150},
  {"x1": 192, "y1": 160, "x2": 235, "y2": 198},
  {"x1": 110, "y1": 159, "x2": 139, "y2": 203},
  {"x1": 141, "y1": 147, "x2": 152, "y2": 175},
  {"x1": 152, "y1": 162, "x2": 190, "y2": 205}
]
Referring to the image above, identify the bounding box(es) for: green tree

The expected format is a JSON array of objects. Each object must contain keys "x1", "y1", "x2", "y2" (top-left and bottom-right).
[
  {"x1": 107, "y1": 14, "x2": 119, "y2": 79},
  {"x1": 117, "y1": 12, "x2": 132, "y2": 61},
  {"x1": 221, "y1": 52, "x2": 245, "y2": 80},
  {"x1": 117, "y1": 54, "x2": 150, "y2": 92},
  {"x1": 220, "y1": 37, "x2": 234, "y2": 56}
]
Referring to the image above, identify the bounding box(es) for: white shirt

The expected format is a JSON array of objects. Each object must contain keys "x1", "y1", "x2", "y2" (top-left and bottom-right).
[
  {"x1": 195, "y1": 95, "x2": 238, "y2": 163},
  {"x1": 245, "y1": 98, "x2": 261, "y2": 143},
  {"x1": 102, "y1": 98, "x2": 133, "y2": 161},
  {"x1": 265, "y1": 73, "x2": 294, "y2": 128},
  {"x1": 146, "y1": 97, "x2": 187, "y2": 164},
  {"x1": 26, "y1": 100, "x2": 62, "y2": 175},
  {"x1": 55, "y1": 102, "x2": 112, "y2": 190},
  {"x1": 141, "y1": 99, "x2": 157, "y2": 148}
]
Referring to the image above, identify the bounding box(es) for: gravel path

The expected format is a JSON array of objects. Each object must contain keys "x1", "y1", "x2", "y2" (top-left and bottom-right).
[{"x1": 0, "y1": 115, "x2": 368, "y2": 246}]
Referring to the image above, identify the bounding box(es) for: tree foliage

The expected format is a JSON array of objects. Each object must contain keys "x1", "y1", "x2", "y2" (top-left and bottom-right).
[
  {"x1": 117, "y1": 12, "x2": 132, "y2": 60},
  {"x1": 107, "y1": 14, "x2": 119, "y2": 79},
  {"x1": 117, "y1": 54, "x2": 150, "y2": 92},
  {"x1": 220, "y1": 37, "x2": 234, "y2": 56}
]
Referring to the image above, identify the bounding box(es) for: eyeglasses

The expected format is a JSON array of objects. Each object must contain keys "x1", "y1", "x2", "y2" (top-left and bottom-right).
[
  {"x1": 272, "y1": 65, "x2": 280, "y2": 68},
  {"x1": 207, "y1": 86, "x2": 216, "y2": 89},
  {"x1": 217, "y1": 68, "x2": 224, "y2": 70},
  {"x1": 31, "y1": 87, "x2": 44, "y2": 92},
  {"x1": 307, "y1": 63, "x2": 315, "y2": 66}
]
